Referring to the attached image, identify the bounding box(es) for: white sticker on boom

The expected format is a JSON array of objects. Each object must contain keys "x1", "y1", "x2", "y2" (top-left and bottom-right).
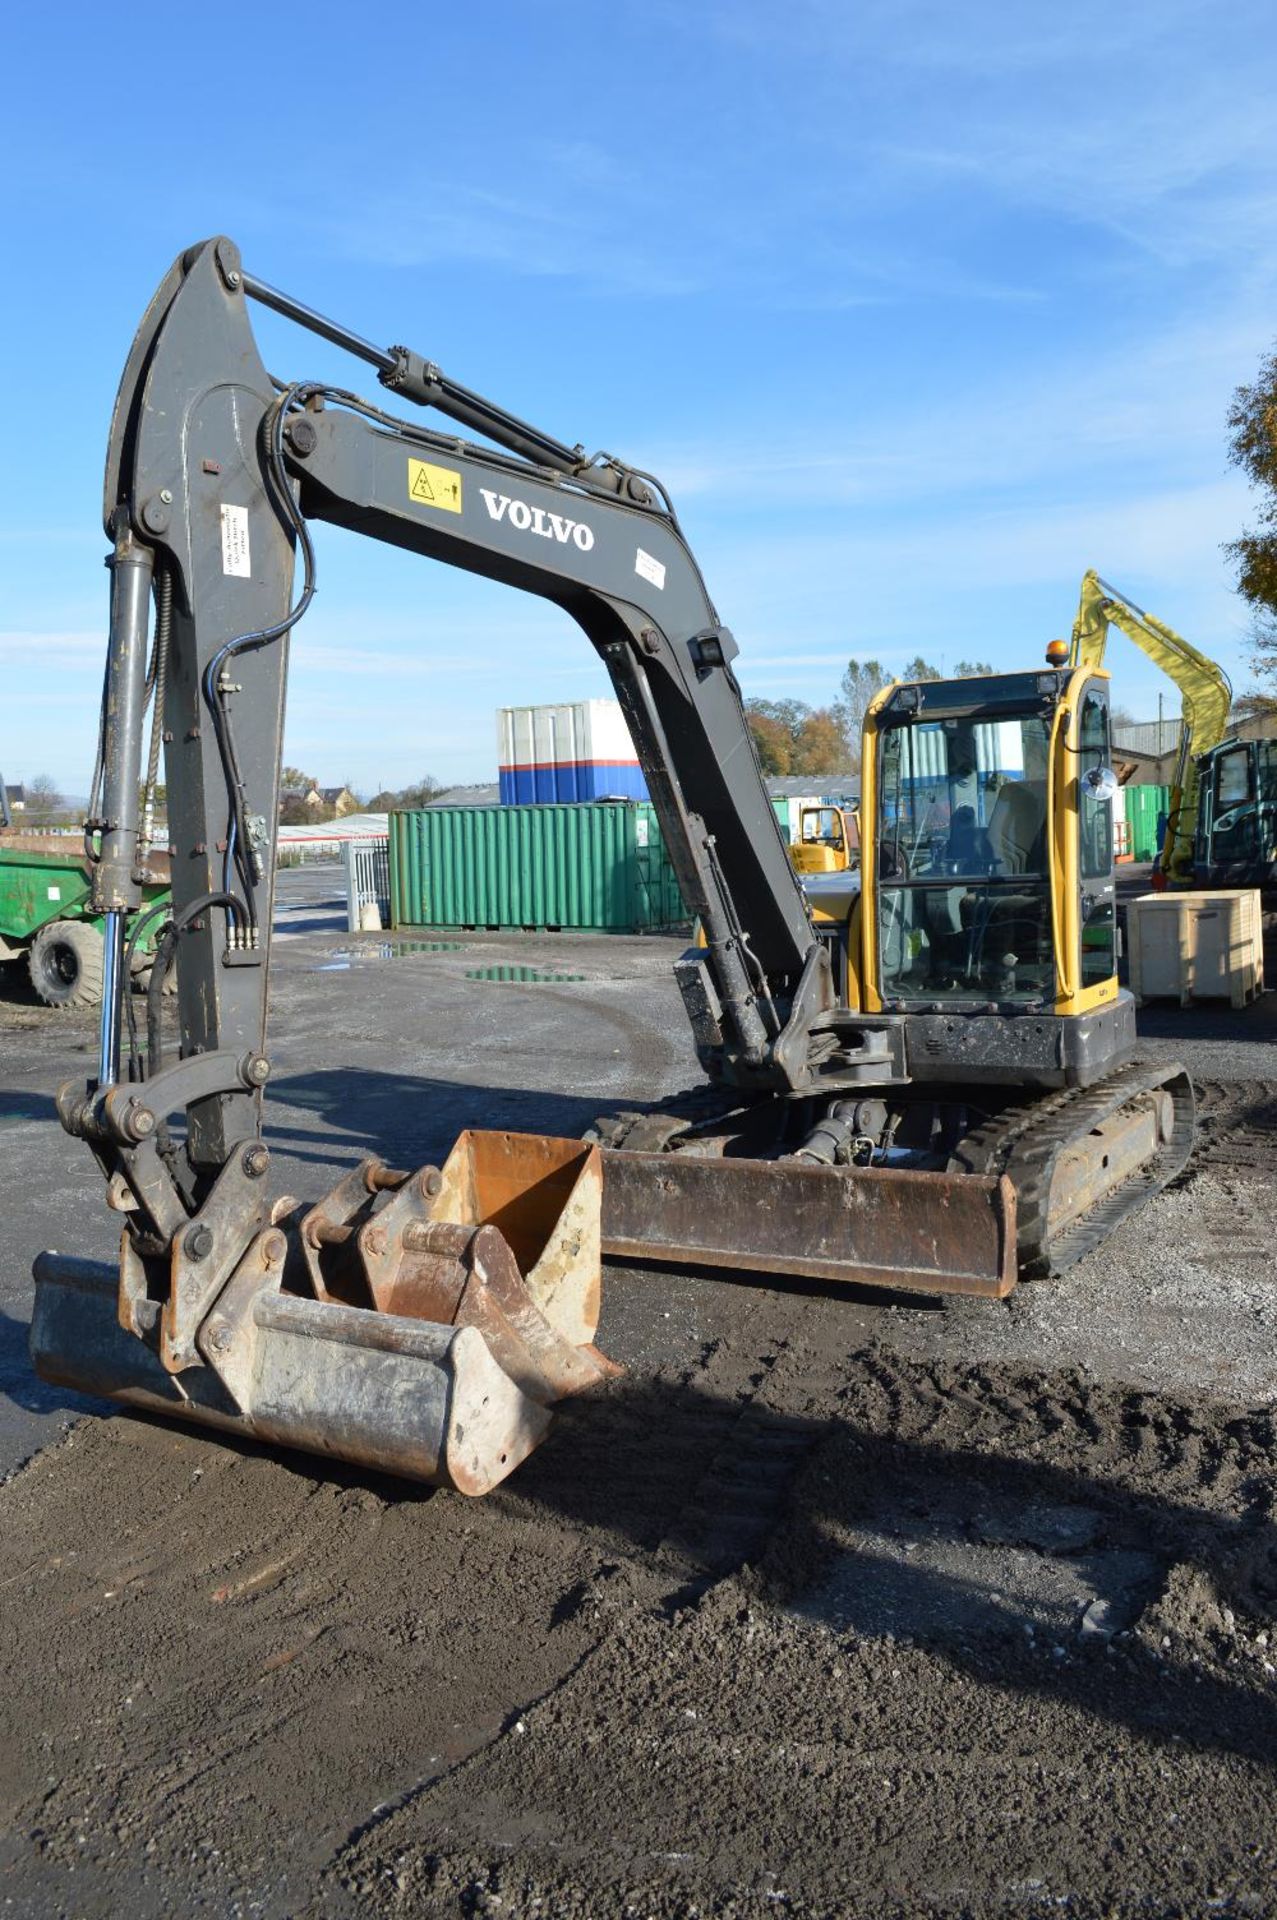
[
  {"x1": 635, "y1": 547, "x2": 666, "y2": 591},
  {"x1": 220, "y1": 504, "x2": 252, "y2": 578}
]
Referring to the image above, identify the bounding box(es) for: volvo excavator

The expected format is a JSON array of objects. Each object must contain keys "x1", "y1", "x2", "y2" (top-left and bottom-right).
[{"x1": 31, "y1": 239, "x2": 1194, "y2": 1493}]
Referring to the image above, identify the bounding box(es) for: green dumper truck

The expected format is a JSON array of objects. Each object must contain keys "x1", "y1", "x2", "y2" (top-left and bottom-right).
[{"x1": 0, "y1": 834, "x2": 171, "y2": 1008}]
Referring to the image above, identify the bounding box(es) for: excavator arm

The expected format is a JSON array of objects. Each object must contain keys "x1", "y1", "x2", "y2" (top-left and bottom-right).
[
  {"x1": 90, "y1": 235, "x2": 852, "y2": 1150},
  {"x1": 37, "y1": 237, "x2": 1010, "y2": 1492},
  {"x1": 1069, "y1": 569, "x2": 1232, "y2": 883}
]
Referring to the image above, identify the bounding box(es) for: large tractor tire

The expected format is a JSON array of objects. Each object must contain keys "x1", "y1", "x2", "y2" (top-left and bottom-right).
[{"x1": 28, "y1": 919, "x2": 106, "y2": 1010}]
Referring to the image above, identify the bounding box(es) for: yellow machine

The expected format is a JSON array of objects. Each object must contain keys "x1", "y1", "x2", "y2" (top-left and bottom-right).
[
  {"x1": 790, "y1": 803, "x2": 860, "y2": 875},
  {"x1": 30, "y1": 242, "x2": 1194, "y2": 1496},
  {"x1": 799, "y1": 643, "x2": 1191, "y2": 1278},
  {"x1": 1069, "y1": 571, "x2": 1231, "y2": 887}
]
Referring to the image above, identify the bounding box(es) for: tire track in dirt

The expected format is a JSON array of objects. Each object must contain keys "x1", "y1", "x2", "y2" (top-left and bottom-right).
[
  {"x1": 0, "y1": 1291, "x2": 831, "y2": 1917},
  {"x1": 332, "y1": 1348, "x2": 1277, "y2": 1920},
  {"x1": 1178, "y1": 1078, "x2": 1277, "y2": 1185}
]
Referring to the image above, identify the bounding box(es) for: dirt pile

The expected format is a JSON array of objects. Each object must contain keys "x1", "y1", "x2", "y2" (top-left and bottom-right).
[
  {"x1": 2, "y1": 1336, "x2": 1276, "y2": 1919},
  {"x1": 333, "y1": 1349, "x2": 1277, "y2": 1919}
]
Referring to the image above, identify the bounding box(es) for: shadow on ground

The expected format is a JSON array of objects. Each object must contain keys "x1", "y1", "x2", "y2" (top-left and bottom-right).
[{"x1": 264, "y1": 1067, "x2": 650, "y2": 1169}]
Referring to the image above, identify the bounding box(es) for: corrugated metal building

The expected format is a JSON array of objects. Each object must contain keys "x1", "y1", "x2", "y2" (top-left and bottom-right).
[{"x1": 1113, "y1": 719, "x2": 1183, "y2": 758}]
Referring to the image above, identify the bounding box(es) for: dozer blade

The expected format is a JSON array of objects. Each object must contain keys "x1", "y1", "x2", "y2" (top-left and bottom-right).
[
  {"x1": 599, "y1": 1150, "x2": 1019, "y2": 1299},
  {"x1": 31, "y1": 1133, "x2": 614, "y2": 1495}
]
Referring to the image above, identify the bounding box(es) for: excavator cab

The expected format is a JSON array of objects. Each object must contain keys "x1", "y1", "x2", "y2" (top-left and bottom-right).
[
  {"x1": 790, "y1": 804, "x2": 860, "y2": 876},
  {"x1": 862, "y1": 666, "x2": 1117, "y2": 1022},
  {"x1": 1194, "y1": 735, "x2": 1277, "y2": 894},
  {"x1": 797, "y1": 655, "x2": 1191, "y2": 1278}
]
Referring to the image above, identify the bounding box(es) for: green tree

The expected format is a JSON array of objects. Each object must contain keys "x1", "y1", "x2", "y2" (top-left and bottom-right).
[
  {"x1": 1231, "y1": 690, "x2": 1277, "y2": 724},
  {"x1": 1226, "y1": 349, "x2": 1277, "y2": 682},
  {"x1": 745, "y1": 700, "x2": 798, "y2": 774},
  {"x1": 746, "y1": 701, "x2": 848, "y2": 776},
  {"x1": 1226, "y1": 349, "x2": 1277, "y2": 610},
  {"x1": 397, "y1": 774, "x2": 443, "y2": 809},
  {"x1": 365, "y1": 774, "x2": 443, "y2": 811},
  {"x1": 25, "y1": 774, "x2": 65, "y2": 822},
  {"x1": 792, "y1": 706, "x2": 850, "y2": 774},
  {"x1": 900, "y1": 656, "x2": 942, "y2": 682},
  {"x1": 837, "y1": 658, "x2": 888, "y2": 766},
  {"x1": 952, "y1": 659, "x2": 994, "y2": 677}
]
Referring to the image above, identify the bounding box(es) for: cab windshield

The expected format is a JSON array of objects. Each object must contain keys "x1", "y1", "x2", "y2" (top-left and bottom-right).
[
  {"x1": 801, "y1": 807, "x2": 844, "y2": 847},
  {"x1": 877, "y1": 708, "x2": 1054, "y2": 1006}
]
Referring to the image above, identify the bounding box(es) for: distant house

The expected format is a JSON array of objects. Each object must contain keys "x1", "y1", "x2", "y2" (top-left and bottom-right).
[
  {"x1": 278, "y1": 783, "x2": 358, "y2": 818},
  {"x1": 4, "y1": 784, "x2": 26, "y2": 813}
]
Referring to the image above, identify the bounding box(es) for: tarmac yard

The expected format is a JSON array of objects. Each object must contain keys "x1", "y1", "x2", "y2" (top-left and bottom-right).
[{"x1": 2, "y1": 867, "x2": 1277, "y2": 1919}]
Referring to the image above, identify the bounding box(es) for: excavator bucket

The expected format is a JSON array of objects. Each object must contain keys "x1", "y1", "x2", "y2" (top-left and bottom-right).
[{"x1": 30, "y1": 1133, "x2": 614, "y2": 1494}]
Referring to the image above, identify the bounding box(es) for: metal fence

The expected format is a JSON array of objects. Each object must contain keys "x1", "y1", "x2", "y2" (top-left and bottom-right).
[{"x1": 342, "y1": 836, "x2": 391, "y2": 932}]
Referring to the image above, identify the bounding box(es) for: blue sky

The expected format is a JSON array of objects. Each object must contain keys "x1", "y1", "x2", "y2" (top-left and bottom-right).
[{"x1": 4, "y1": 0, "x2": 1276, "y2": 794}]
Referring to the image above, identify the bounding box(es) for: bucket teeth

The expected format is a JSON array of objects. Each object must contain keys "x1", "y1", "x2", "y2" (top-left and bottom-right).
[{"x1": 32, "y1": 1133, "x2": 615, "y2": 1494}]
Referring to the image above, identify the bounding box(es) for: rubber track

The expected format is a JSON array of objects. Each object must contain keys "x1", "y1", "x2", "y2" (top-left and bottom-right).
[
  {"x1": 947, "y1": 1058, "x2": 1196, "y2": 1280},
  {"x1": 586, "y1": 1083, "x2": 745, "y2": 1154}
]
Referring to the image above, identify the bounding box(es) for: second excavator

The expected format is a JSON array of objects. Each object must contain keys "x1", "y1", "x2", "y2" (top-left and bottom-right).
[{"x1": 32, "y1": 240, "x2": 1193, "y2": 1492}]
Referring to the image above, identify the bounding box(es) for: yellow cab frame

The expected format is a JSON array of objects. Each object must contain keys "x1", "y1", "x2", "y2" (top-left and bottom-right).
[{"x1": 841, "y1": 663, "x2": 1120, "y2": 1023}]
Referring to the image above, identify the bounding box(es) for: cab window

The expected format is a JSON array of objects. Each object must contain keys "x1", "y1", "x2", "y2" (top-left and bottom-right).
[
  {"x1": 1079, "y1": 693, "x2": 1112, "y2": 881},
  {"x1": 1217, "y1": 746, "x2": 1253, "y2": 810}
]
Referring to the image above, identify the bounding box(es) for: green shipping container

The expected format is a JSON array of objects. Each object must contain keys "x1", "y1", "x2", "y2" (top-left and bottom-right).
[
  {"x1": 1121, "y1": 785, "x2": 1171, "y2": 864},
  {"x1": 390, "y1": 802, "x2": 688, "y2": 933}
]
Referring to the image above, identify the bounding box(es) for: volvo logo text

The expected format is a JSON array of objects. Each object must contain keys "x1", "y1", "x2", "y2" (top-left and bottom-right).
[{"x1": 480, "y1": 489, "x2": 595, "y2": 551}]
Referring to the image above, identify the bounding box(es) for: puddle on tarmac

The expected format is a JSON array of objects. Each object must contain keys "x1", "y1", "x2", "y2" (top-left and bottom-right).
[
  {"x1": 464, "y1": 966, "x2": 586, "y2": 984},
  {"x1": 387, "y1": 940, "x2": 466, "y2": 954},
  {"x1": 311, "y1": 940, "x2": 466, "y2": 972}
]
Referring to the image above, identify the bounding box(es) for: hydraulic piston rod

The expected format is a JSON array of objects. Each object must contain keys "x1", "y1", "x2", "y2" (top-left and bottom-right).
[
  {"x1": 93, "y1": 521, "x2": 153, "y2": 1084},
  {"x1": 241, "y1": 270, "x2": 587, "y2": 473}
]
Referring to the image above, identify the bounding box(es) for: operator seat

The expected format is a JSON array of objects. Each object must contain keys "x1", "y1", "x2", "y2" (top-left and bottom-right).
[{"x1": 989, "y1": 780, "x2": 1045, "y2": 873}]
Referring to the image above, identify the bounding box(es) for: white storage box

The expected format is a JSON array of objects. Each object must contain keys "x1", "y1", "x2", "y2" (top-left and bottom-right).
[
  {"x1": 1126, "y1": 890, "x2": 1264, "y2": 1008},
  {"x1": 496, "y1": 697, "x2": 645, "y2": 803}
]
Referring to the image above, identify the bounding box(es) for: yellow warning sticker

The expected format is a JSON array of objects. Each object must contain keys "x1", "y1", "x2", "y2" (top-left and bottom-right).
[{"x1": 407, "y1": 458, "x2": 463, "y2": 514}]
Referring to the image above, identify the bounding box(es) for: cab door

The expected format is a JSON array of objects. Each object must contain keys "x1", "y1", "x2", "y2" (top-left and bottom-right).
[{"x1": 1077, "y1": 682, "x2": 1117, "y2": 988}]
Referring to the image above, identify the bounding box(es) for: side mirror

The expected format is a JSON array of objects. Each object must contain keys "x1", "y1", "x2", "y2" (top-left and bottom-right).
[{"x1": 1082, "y1": 765, "x2": 1120, "y2": 803}]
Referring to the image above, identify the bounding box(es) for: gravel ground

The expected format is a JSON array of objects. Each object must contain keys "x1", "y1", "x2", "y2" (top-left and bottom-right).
[{"x1": 1, "y1": 865, "x2": 1275, "y2": 1918}]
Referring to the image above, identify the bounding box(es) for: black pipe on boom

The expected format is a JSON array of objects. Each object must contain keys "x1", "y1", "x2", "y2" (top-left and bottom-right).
[{"x1": 241, "y1": 271, "x2": 585, "y2": 474}]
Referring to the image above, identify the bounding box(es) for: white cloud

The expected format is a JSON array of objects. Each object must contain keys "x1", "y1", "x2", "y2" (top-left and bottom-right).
[
  {"x1": 0, "y1": 630, "x2": 103, "y2": 664},
  {"x1": 649, "y1": 308, "x2": 1267, "y2": 515}
]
